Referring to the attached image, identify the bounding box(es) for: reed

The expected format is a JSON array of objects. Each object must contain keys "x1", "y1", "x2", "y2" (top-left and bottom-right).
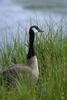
[{"x1": 0, "y1": 24, "x2": 67, "y2": 100}]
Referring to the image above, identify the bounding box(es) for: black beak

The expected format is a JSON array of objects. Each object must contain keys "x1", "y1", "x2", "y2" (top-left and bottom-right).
[{"x1": 38, "y1": 28, "x2": 44, "y2": 32}]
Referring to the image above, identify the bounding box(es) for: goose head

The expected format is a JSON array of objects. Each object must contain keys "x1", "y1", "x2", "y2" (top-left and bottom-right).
[{"x1": 29, "y1": 25, "x2": 43, "y2": 34}]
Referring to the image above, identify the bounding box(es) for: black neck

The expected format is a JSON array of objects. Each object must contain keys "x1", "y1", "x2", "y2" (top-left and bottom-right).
[{"x1": 27, "y1": 32, "x2": 35, "y2": 59}]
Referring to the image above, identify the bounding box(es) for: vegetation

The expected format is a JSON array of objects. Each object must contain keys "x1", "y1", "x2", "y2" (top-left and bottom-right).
[{"x1": 0, "y1": 24, "x2": 67, "y2": 100}]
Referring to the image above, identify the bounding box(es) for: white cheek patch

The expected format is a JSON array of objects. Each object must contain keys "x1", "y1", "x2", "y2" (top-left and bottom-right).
[{"x1": 32, "y1": 28, "x2": 38, "y2": 33}]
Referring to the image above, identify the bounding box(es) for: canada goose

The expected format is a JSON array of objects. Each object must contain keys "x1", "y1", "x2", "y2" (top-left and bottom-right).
[{"x1": 0, "y1": 25, "x2": 43, "y2": 84}]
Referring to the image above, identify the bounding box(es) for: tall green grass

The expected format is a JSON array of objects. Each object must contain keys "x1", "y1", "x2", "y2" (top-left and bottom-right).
[{"x1": 0, "y1": 25, "x2": 67, "y2": 100}]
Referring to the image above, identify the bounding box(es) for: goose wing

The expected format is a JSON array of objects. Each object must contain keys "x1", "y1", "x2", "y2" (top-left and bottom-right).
[{"x1": 0, "y1": 64, "x2": 31, "y2": 75}]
